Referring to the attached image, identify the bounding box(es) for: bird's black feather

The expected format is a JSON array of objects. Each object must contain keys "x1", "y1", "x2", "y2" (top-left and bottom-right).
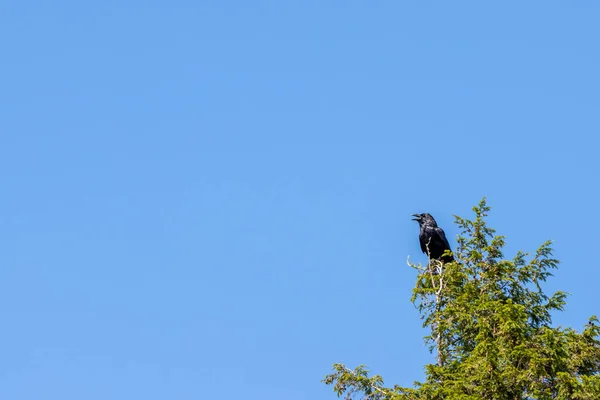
[{"x1": 412, "y1": 213, "x2": 454, "y2": 263}]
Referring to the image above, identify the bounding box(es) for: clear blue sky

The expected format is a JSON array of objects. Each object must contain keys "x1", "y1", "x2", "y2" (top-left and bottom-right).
[{"x1": 1, "y1": 1, "x2": 599, "y2": 399}]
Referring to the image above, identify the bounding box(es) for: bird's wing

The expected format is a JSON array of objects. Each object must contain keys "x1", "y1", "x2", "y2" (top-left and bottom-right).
[
  {"x1": 420, "y1": 226, "x2": 444, "y2": 255},
  {"x1": 435, "y1": 227, "x2": 452, "y2": 250}
]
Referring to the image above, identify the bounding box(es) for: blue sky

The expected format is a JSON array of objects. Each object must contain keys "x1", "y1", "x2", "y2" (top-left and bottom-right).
[{"x1": 1, "y1": 1, "x2": 599, "y2": 399}]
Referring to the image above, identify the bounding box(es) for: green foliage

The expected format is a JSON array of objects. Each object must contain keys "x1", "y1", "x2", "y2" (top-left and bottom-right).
[{"x1": 323, "y1": 199, "x2": 600, "y2": 399}]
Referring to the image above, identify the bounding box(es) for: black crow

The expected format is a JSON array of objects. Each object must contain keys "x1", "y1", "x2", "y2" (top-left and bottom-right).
[{"x1": 412, "y1": 213, "x2": 454, "y2": 263}]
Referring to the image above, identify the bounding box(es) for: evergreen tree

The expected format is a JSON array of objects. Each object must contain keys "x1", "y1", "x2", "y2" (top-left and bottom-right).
[{"x1": 323, "y1": 199, "x2": 600, "y2": 400}]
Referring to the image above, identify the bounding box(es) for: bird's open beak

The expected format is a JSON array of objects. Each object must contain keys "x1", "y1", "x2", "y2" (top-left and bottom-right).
[{"x1": 411, "y1": 214, "x2": 421, "y2": 221}]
